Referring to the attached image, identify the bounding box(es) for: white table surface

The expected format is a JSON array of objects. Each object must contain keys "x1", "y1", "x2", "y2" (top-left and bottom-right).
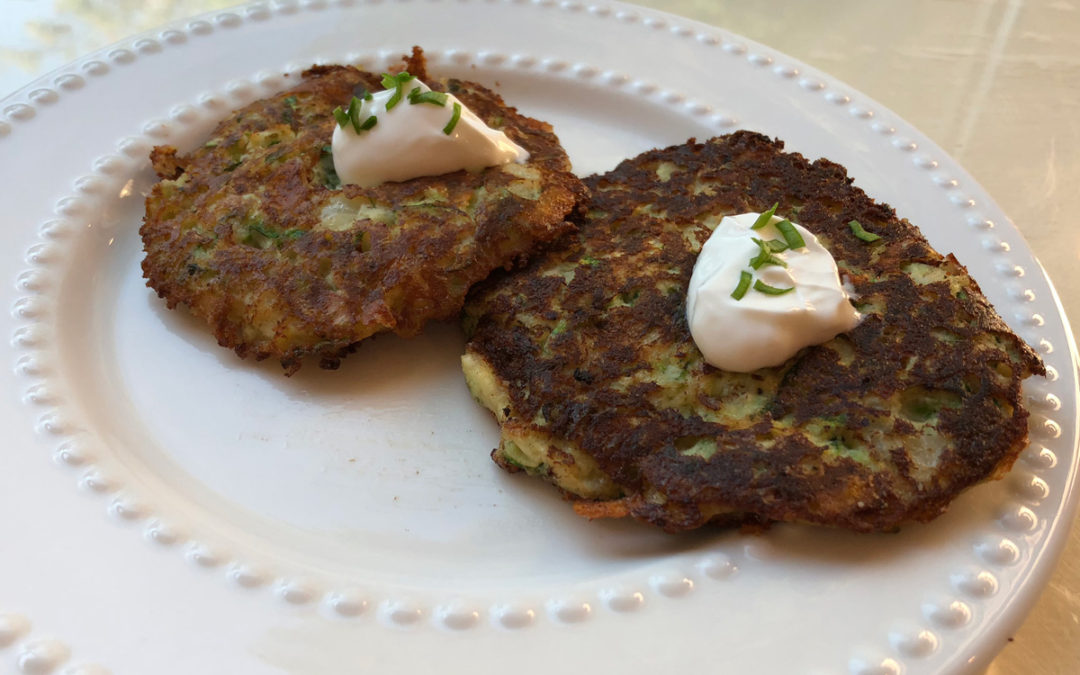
[{"x1": 2, "y1": 1, "x2": 1077, "y2": 673}]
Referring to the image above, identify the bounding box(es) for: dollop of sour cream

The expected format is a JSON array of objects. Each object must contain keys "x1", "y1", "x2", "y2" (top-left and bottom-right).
[
  {"x1": 686, "y1": 211, "x2": 861, "y2": 372},
  {"x1": 331, "y1": 76, "x2": 529, "y2": 188}
]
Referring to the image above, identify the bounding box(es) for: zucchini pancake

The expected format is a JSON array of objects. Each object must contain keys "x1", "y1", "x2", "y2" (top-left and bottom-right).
[
  {"x1": 462, "y1": 131, "x2": 1045, "y2": 533},
  {"x1": 141, "y1": 49, "x2": 584, "y2": 374}
]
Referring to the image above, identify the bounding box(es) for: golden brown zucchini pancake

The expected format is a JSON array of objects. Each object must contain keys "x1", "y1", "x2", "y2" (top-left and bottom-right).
[
  {"x1": 462, "y1": 131, "x2": 1045, "y2": 533},
  {"x1": 141, "y1": 49, "x2": 585, "y2": 374}
]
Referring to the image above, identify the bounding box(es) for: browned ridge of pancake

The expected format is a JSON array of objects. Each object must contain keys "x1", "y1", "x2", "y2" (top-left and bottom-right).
[
  {"x1": 141, "y1": 48, "x2": 586, "y2": 374},
  {"x1": 462, "y1": 130, "x2": 1045, "y2": 533}
]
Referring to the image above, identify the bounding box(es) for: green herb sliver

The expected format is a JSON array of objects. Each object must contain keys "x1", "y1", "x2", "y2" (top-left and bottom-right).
[
  {"x1": 381, "y1": 71, "x2": 416, "y2": 111},
  {"x1": 731, "y1": 270, "x2": 752, "y2": 300},
  {"x1": 385, "y1": 86, "x2": 404, "y2": 111},
  {"x1": 381, "y1": 71, "x2": 411, "y2": 89},
  {"x1": 849, "y1": 219, "x2": 881, "y2": 242},
  {"x1": 776, "y1": 220, "x2": 806, "y2": 249},
  {"x1": 249, "y1": 223, "x2": 279, "y2": 240},
  {"x1": 751, "y1": 203, "x2": 779, "y2": 230},
  {"x1": 347, "y1": 96, "x2": 363, "y2": 132},
  {"x1": 332, "y1": 106, "x2": 350, "y2": 129},
  {"x1": 749, "y1": 238, "x2": 788, "y2": 270},
  {"x1": 443, "y1": 102, "x2": 463, "y2": 135},
  {"x1": 333, "y1": 96, "x2": 378, "y2": 134},
  {"x1": 754, "y1": 280, "x2": 795, "y2": 296},
  {"x1": 408, "y1": 88, "x2": 448, "y2": 107}
]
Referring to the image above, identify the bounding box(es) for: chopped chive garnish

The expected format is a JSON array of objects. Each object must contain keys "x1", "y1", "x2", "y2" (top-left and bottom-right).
[
  {"x1": 380, "y1": 71, "x2": 415, "y2": 112},
  {"x1": 408, "y1": 88, "x2": 448, "y2": 107},
  {"x1": 754, "y1": 280, "x2": 795, "y2": 296},
  {"x1": 381, "y1": 71, "x2": 413, "y2": 89},
  {"x1": 334, "y1": 97, "x2": 377, "y2": 134},
  {"x1": 749, "y1": 237, "x2": 787, "y2": 270},
  {"x1": 443, "y1": 101, "x2": 462, "y2": 135},
  {"x1": 347, "y1": 96, "x2": 363, "y2": 132},
  {"x1": 848, "y1": 219, "x2": 881, "y2": 242},
  {"x1": 751, "y1": 203, "x2": 779, "y2": 230},
  {"x1": 332, "y1": 106, "x2": 350, "y2": 128},
  {"x1": 731, "y1": 270, "x2": 752, "y2": 300},
  {"x1": 765, "y1": 239, "x2": 789, "y2": 253},
  {"x1": 750, "y1": 253, "x2": 784, "y2": 270},
  {"x1": 283, "y1": 95, "x2": 298, "y2": 109},
  {"x1": 385, "y1": 85, "x2": 404, "y2": 110},
  {"x1": 776, "y1": 220, "x2": 806, "y2": 249}
]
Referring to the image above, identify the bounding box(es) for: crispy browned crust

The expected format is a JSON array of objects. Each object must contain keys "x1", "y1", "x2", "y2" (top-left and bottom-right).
[
  {"x1": 571, "y1": 498, "x2": 631, "y2": 520},
  {"x1": 149, "y1": 146, "x2": 182, "y2": 180},
  {"x1": 464, "y1": 131, "x2": 1045, "y2": 533},
  {"x1": 141, "y1": 48, "x2": 586, "y2": 374}
]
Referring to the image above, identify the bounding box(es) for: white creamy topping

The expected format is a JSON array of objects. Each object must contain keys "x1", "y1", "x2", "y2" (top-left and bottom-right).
[
  {"x1": 686, "y1": 212, "x2": 861, "y2": 372},
  {"x1": 330, "y1": 77, "x2": 529, "y2": 188}
]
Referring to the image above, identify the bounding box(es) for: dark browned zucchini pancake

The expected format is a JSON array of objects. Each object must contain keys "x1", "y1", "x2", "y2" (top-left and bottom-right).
[
  {"x1": 141, "y1": 48, "x2": 585, "y2": 374},
  {"x1": 462, "y1": 130, "x2": 1045, "y2": 533}
]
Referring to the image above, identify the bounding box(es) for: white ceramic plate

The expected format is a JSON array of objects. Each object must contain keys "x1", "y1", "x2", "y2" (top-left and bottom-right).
[{"x1": 0, "y1": 2, "x2": 1076, "y2": 674}]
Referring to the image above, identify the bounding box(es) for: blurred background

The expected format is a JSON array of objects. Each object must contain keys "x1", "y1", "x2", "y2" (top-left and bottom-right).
[{"x1": 2, "y1": 0, "x2": 1077, "y2": 672}]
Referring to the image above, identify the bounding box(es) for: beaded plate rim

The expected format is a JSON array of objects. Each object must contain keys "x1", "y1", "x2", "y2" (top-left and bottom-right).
[{"x1": 1, "y1": 1, "x2": 1078, "y2": 674}]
